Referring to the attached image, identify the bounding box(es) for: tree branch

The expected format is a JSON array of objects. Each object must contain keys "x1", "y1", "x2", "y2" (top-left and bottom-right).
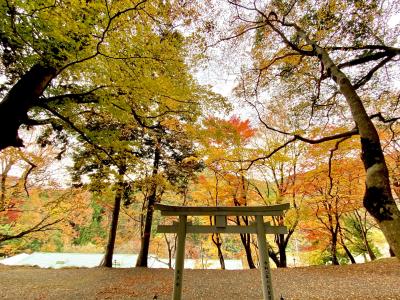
[
  {"x1": 353, "y1": 55, "x2": 395, "y2": 89},
  {"x1": 41, "y1": 86, "x2": 107, "y2": 104},
  {"x1": 338, "y1": 51, "x2": 395, "y2": 69},
  {"x1": 0, "y1": 216, "x2": 63, "y2": 243},
  {"x1": 57, "y1": 0, "x2": 148, "y2": 75},
  {"x1": 130, "y1": 108, "x2": 161, "y2": 130}
]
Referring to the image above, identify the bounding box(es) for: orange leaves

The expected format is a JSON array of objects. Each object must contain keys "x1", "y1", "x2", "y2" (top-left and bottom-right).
[
  {"x1": 228, "y1": 116, "x2": 256, "y2": 141},
  {"x1": 202, "y1": 115, "x2": 256, "y2": 147}
]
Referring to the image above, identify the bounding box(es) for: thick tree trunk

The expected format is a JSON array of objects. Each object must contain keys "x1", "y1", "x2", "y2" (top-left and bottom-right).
[
  {"x1": 135, "y1": 191, "x2": 156, "y2": 267},
  {"x1": 268, "y1": 248, "x2": 280, "y2": 268},
  {"x1": 100, "y1": 178, "x2": 124, "y2": 267},
  {"x1": 278, "y1": 238, "x2": 287, "y2": 268},
  {"x1": 0, "y1": 63, "x2": 57, "y2": 150},
  {"x1": 310, "y1": 41, "x2": 400, "y2": 257},
  {"x1": 136, "y1": 143, "x2": 161, "y2": 267}
]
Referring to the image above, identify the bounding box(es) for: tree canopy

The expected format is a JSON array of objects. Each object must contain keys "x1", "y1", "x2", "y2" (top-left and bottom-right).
[
  {"x1": 1, "y1": 0, "x2": 399, "y2": 269},
  {"x1": 193, "y1": 0, "x2": 400, "y2": 256}
]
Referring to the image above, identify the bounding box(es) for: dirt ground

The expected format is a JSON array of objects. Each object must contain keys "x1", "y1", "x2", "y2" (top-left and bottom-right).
[{"x1": 0, "y1": 258, "x2": 399, "y2": 300}]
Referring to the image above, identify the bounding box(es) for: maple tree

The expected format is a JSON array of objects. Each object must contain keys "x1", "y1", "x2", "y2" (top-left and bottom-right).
[
  {"x1": 0, "y1": 136, "x2": 91, "y2": 254},
  {"x1": 250, "y1": 123, "x2": 305, "y2": 267},
  {"x1": 296, "y1": 136, "x2": 366, "y2": 264},
  {"x1": 191, "y1": 116, "x2": 261, "y2": 269}
]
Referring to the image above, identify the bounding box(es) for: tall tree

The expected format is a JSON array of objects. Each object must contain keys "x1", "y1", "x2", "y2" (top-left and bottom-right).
[
  {"x1": 0, "y1": 0, "x2": 196, "y2": 150},
  {"x1": 202, "y1": 0, "x2": 400, "y2": 256},
  {"x1": 71, "y1": 126, "x2": 134, "y2": 267},
  {"x1": 135, "y1": 118, "x2": 204, "y2": 267}
]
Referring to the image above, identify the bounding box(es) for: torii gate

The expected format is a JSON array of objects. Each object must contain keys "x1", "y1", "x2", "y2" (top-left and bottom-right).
[{"x1": 155, "y1": 203, "x2": 290, "y2": 300}]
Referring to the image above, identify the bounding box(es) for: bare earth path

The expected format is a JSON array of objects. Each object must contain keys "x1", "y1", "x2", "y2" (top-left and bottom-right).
[{"x1": 0, "y1": 258, "x2": 398, "y2": 299}]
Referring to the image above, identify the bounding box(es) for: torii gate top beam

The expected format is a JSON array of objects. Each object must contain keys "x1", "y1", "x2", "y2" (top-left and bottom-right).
[{"x1": 154, "y1": 203, "x2": 290, "y2": 216}]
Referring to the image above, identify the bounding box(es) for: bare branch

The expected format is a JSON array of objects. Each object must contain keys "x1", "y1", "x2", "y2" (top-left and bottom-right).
[
  {"x1": 338, "y1": 51, "x2": 395, "y2": 69},
  {"x1": 0, "y1": 216, "x2": 63, "y2": 243},
  {"x1": 370, "y1": 112, "x2": 400, "y2": 124},
  {"x1": 130, "y1": 108, "x2": 161, "y2": 130},
  {"x1": 326, "y1": 45, "x2": 400, "y2": 53},
  {"x1": 17, "y1": 150, "x2": 37, "y2": 197},
  {"x1": 353, "y1": 55, "x2": 395, "y2": 89}
]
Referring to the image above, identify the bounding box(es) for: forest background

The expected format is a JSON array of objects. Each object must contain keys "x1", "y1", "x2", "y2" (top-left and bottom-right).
[{"x1": 0, "y1": 0, "x2": 399, "y2": 269}]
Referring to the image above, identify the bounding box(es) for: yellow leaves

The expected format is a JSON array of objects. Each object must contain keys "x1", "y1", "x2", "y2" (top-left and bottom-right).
[
  {"x1": 182, "y1": 156, "x2": 199, "y2": 164},
  {"x1": 160, "y1": 118, "x2": 181, "y2": 131}
]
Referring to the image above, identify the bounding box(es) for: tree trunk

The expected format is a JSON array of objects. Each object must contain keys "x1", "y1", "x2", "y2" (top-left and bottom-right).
[
  {"x1": 136, "y1": 143, "x2": 161, "y2": 267},
  {"x1": 268, "y1": 248, "x2": 280, "y2": 268},
  {"x1": 359, "y1": 226, "x2": 377, "y2": 261},
  {"x1": 342, "y1": 242, "x2": 356, "y2": 264},
  {"x1": 278, "y1": 238, "x2": 287, "y2": 268},
  {"x1": 240, "y1": 233, "x2": 256, "y2": 269},
  {"x1": 278, "y1": 25, "x2": 400, "y2": 257},
  {"x1": 135, "y1": 190, "x2": 156, "y2": 267},
  {"x1": 217, "y1": 246, "x2": 225, "y2": 269},
  {"x1": 338, "y1": 223, "x2": 356, "y2": 264},
  {"x1": 100, "y1": 178, "x2": 124, "y2": 267},
  {"x1": 212, "y1": 233, "x2": 225, "y2": 269},
  {"x1": 0, "y1": 63, "x2": 57, "y2": 150},
  {"x1": 331, "y1": 234, "x2": 339, "y2": 265},
  {"x1": 164, "y1": 233, "x2": 175, "y2": 269},
  {"x1": 237, "y1": 216, "x2": 256, "y2": 269},
  {"x1": 0, "y1": 161, "x2": 13, "y2": 211},
  {"x1": 275, "y1": 217, "x2": 294, "y2": 268},
  {"x1": 310, "y1": 40, "x2": 400, "y2": 257}
]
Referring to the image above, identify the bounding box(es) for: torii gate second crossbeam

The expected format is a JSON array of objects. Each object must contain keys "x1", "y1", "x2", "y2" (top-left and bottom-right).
[{"x1": 155, "y1": 203, "x2": 290, "y2": 300}]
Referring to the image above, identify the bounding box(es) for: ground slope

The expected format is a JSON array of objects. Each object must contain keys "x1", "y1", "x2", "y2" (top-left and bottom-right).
[{"x1": 0, "y1": 258, "x2": 398, "y2": 299}]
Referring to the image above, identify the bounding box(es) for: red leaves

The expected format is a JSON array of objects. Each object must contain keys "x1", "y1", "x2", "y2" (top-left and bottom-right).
[{"x1": 203, "y1": 116, "x2": 256, "y2": 146}]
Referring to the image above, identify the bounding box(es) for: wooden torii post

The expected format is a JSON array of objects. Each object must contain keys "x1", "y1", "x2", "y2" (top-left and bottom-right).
[{"x1": 155, "y1": 203, "x2": 290, "y2": 300}]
